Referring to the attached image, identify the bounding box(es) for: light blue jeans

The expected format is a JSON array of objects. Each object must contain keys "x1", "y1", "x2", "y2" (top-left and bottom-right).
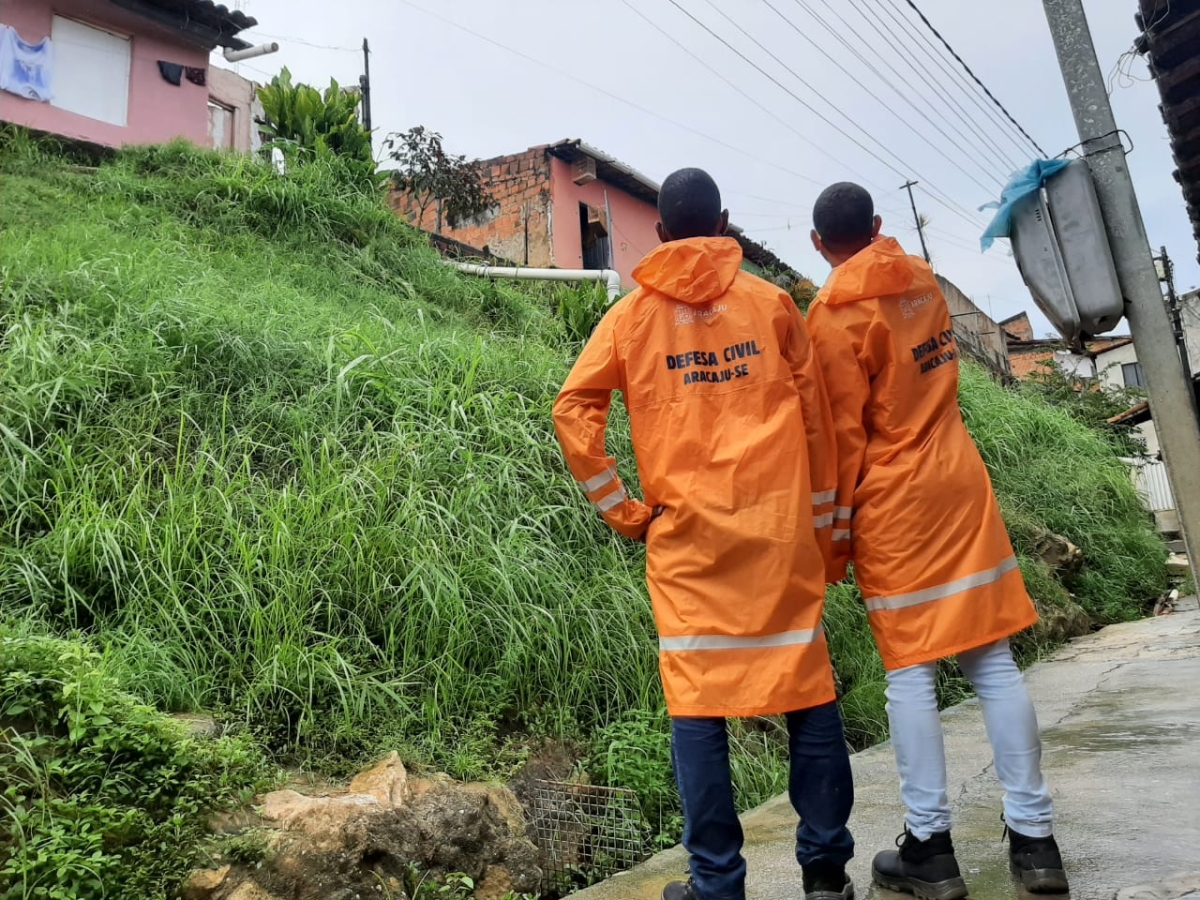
[{"x1": 885, "y1": 638, "x2": 1054, "y2": 840}]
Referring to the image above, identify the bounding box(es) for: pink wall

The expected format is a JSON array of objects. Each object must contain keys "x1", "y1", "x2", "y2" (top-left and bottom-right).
[
  {"x1": 0, "y1": 0, "x2": 209, "y2": 148},
  {"x1": 549, "y1": 156, "x2": 662, "y2": 288}
]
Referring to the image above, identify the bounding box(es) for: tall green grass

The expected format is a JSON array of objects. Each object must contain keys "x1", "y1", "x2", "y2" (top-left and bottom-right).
[{"x1": 0, "y1": 134, "x2": 1165, "y2": 818}]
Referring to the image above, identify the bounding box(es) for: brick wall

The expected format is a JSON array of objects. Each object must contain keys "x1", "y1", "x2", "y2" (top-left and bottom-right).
[
  {"x1": 1000, "y1": 312, "x2": 1035, "y2": 342},
  {"x1": 388, "y1": 146, "x2": 554, "y2": 266},
  {"x1": 935, "y1": 275, "x2": 1011, "y2": 376}
]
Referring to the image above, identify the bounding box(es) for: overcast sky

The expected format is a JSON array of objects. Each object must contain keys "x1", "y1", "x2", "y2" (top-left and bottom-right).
[{"x1": 218, "y1": 0, "x2": 1198, "y2": 338}]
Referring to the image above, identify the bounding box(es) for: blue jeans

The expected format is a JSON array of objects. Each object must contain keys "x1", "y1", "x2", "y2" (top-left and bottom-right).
[{"x1": 671, "y1": 702, "x2": 855, "y2": 900}]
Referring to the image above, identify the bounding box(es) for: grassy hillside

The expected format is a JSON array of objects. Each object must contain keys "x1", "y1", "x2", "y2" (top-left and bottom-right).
[{"x1": 0, "y1": 133, "x2": 1167, "y2": 890}]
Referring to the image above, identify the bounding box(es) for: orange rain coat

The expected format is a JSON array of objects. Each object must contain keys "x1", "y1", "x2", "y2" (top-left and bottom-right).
[
  {"x1": 553, "y1": 237, "x2": 841, "y2": 718},
  {"x1": 806, "y1": 237, "x2": 1037, "y2": 672}
]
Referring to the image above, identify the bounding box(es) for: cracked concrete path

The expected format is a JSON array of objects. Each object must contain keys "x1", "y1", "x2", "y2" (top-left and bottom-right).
[{"x1": 575, "y1": 598, "x2": 1200, "y2": 900}]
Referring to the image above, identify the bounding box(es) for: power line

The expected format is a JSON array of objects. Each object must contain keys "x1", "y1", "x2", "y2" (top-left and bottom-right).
[
  {"x1": 758, "y1": 0, "x2": 1007, "y2": 191},
  {"x1": 617, "y1": 1, "x2": 840, "y2": 189},
  {"x1": 392, "y1": 0, "x2": 834, "y2": 193},
  {"x1": 897, "y1": 0, "x2": 1048, "y2": 157},
  {"x1": 843, "y1": 0, "x2": 1018, "y2": 178},
  {"x1": 669, "y1": 0, "x2": 986, "y2": 230},
  {"x1": 874, "y1": 0, "x2": 1033, "y2": 164},
  {"x1": 239, "y1": 30, "x2": 360, "y2": 53},
  {"x1": 862, "y1": 0, "x2": 1025, "y2": 173}
]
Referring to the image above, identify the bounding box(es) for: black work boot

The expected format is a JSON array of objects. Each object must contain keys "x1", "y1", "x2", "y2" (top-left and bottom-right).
[
  {"x1": 1007, "y1": 829, "x2": 1069, "y2": 893},
  {"x1": 662, "y1": 880, "x2": 703, "y2": 900},
  {"x1": 803, "y1": 860, "x2": 855, "y2": 900},
  {"x1": 871, "y1": 829, "x2": 968, "y2": 900}
]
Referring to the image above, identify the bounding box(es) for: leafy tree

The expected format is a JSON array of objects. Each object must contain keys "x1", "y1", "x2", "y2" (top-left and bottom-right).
[
  {"x1": 257, "y1": 67, "x2": 375, "y2": 188},
  {"x1": 384, "y1": 126, "x2": 491, "y2": 233}
]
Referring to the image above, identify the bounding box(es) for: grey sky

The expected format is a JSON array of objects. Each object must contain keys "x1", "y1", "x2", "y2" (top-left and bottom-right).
[{"x1": 221, "y1": 0, "x2": 1198, "y2": 338}]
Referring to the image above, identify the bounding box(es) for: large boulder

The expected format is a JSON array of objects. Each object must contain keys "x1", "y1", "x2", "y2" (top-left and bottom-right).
[{"x1": 186, "y1": 753, "x2": 541, "y2": 900}]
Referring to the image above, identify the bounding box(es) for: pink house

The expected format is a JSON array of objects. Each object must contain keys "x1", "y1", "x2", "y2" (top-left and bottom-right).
[
  {"x1": 0, "y1": 0, "x2": 261, "y2": 151},
  {"x1": 389, "y1": 139, "x2": 804, "y2": 290}
]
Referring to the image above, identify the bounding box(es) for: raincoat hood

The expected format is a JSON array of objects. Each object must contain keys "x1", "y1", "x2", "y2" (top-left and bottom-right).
[
  {"x1": 821, "y1": 237, "x2": 938, "y2": 305},
  {"x1": 633, "y1": 236, "x2": 744, "y2": 305}
]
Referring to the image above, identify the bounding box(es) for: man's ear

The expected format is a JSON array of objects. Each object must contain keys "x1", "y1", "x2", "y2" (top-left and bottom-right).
[
  {"x1": 872, "y1": 214, "x2": 883, "y2": 238},
  {"x1": 656, "y1": 221, "x2": 670, "y2": 244},
  {"x1": 810, "y1": 229, "x2": 823, "y2": 254},
  {"x1": 718, "y1": 209, "x2": 730, "y2": 235}
]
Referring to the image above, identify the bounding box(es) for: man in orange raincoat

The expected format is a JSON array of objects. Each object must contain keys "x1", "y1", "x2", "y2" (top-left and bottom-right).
[
  {"x1": 554, "y1": 169, "x2": 855, "y2": 900},
  {"x1": 806, "y1": 182, "x2": 1068, "y2": 899}
]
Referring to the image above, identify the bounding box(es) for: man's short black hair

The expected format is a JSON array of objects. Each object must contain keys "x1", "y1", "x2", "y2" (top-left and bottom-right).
[
  {"x1": 658, "y1": 168, "x2": 722, "y2": 240},
  {"x1": 813, "y1": 182, "x2": 875, "y2": 253}
]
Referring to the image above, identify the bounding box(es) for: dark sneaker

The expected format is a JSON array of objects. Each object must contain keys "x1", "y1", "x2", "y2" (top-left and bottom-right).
[
  {"x1": 662, "y1": 880, "x2": 703, "y2": 900},
  {"x1": 803, "y1": 860, "x2": 855, "y2": 900},
  {"x1": 1007, "y1": 829, "x2": 1069, "y2": 893},
  {"x1": 871, "y1": 829, "x2": 968, "y2": 900}
]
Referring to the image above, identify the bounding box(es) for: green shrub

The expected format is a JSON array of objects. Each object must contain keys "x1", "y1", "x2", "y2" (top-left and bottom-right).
[{"x1": 0, "y1": 628, "x2": 273, "y2": 900}]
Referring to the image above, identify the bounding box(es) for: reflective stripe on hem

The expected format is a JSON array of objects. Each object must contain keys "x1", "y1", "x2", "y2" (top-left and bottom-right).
[
  {"x1": 659, "y1": 624, "x2": 824, "y2": 652},
  {"x1": 814, "y1": 512, "x2": 835, "y2": 529},
  {"x1": 579, "y1": 467, "x2": 616, "y2": 493},
  {"x1": 832, "y1": 528, "x2": 851, "y2": 542},
  {"x1": 864, "y1": 556, "x2": 1020, "y2": 613},
  {"x1": 811, "y1": 489, "x2": 836, "y2": 505},
  {"x1": 594, "y1": 486, "x2": 627, "y2": 513}
]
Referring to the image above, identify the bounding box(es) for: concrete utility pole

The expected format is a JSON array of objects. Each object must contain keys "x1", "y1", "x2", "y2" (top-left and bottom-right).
[
  {"x1": 901, "y1": 180, "x2": 931, "y2": 263},
  {"x1": 1042, "y1": 0, "x2": 1200, "y2": 564},
  {"x1": 360, "y1": 38, "x2": 373, "y2": 139}
]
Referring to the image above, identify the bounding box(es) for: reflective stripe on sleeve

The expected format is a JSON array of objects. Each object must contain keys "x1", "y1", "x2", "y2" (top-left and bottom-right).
[
  {"x1": 814, "y1": 512, "x2": 835, "y2": 529},
  {"x1": 659, "y1": 624, "x2": 824, "y2": 652},
  {"x1": 864, "y1": 556, "x2": 1020, "y2": 613},
  {"x1": 811, "y1": 489, "x2": 836, "y2": 505},
  {"x1": 594, "y1": 485, "x2": 627, "y2": 513},
  {"x1": 834, "y1": 506, "x2": 852, "y2": 521},
  {"x1": 579, "y1": 467, "x2": 617, "y2": 493},
  {"x1": 832, "y1": 528, "x2": 852, "y2": 542}
]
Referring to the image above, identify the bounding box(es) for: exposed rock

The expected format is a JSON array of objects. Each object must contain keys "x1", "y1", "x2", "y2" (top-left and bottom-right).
[
  {"x1": 1035, "y1": 530, "x2": 1084, "y2": 576},
  {"x1": 1167, "y1": 553, "x2": 1191, "y2": 577},
  {"x1": 191, "y1": 754, "x2": 541, "y2": 900},
  {"x1": 1116, "y1": 872, "x2": 1200, "y2": 900},
  {"x1": 181, "y1": 865, "x2": 230, "y2": 900}
]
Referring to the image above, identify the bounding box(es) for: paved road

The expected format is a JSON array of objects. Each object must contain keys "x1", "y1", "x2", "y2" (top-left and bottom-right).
[{"x1": 574, "y1": 598, "x2": 1200, "y2": 900}]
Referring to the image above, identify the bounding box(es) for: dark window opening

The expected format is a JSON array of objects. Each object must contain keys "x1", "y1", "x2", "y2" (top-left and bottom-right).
[
  {"x1": 579, "y1": 202, "x2": 611, "y2": 270},
  {"x1": 1122, "y1": 362, "x2": 1145, "y2": 388}
]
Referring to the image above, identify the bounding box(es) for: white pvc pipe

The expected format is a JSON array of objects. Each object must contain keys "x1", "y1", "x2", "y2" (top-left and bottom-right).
[
  {"x1": 223, "y1": 42, "x2": 279, "y2": 63},
  {"x1": 448, "y1": 262, "x2": 622, "y2": 303}
]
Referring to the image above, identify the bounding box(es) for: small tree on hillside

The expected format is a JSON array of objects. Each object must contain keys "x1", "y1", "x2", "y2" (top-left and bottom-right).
[
  {"x1": 257, "y1": 67, "x2": 375, "y2": 188},
  {"x1": 384, "y1": 126, "x2": 491, "y2": 233}
]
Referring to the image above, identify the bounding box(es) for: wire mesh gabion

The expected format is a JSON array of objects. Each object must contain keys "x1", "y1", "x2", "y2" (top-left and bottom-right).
[{"x1": 526, "y1": 780, "x2": 647, "y2": 893}]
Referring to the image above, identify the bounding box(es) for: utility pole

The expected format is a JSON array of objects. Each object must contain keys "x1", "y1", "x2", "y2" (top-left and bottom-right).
[
  {"x1": 901, "y1": 180, "x2": 930, "y2": 263},
  {"x1": 359, "y1": 38, "x2": 373, "y2": 139},
  {"x1": 1043, "y1": 0, "x2": 1200, "y2": 564},
  {"x1": 1159, "y1": 246, "x2": 1193, "y2": 384}
]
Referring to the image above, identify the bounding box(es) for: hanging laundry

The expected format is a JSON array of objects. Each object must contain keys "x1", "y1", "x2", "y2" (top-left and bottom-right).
[
  {"x1": 184, "y1": 66, "x2": 206, "y2": 86},
  {"x1": 157, "y1": 60, "x2": 184, "y2": 86},
  {"x1": 0, "y1": 24, "x2": 55, "y2": 102}
]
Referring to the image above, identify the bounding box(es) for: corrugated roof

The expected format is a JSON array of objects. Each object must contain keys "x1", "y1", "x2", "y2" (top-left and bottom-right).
[
  {"x1": 544, "y1": 139, "x2": 803, "y2": 278},
  {"x1": 1137, "y1": 0, "x2": 1200, "y2": 264},
  {"x1": 110, "y1": 0, "x2": 257, "y2": 49}
]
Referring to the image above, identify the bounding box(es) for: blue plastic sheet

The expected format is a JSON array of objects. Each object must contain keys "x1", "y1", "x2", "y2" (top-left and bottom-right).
[{"x1": 978, "y1": 159, "x2": 1070, "y2": 252}]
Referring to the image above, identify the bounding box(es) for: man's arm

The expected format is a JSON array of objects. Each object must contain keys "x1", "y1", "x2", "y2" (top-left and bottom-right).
[
  {"x1": 805, "y1": 300, "x2": 872, "y2": 584},
  {"x1": 779, "y1": 296, "x2": 841, "y2": 577},
  {"x1": 552, "y1": 314, "x2": 655, "y2": 541}
]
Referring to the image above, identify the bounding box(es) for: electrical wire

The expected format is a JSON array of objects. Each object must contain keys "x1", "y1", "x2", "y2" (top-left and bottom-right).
[
  {"x1": 669, "y1": 0, "x2": 987, "y2": 230},
  {"x1": 875, "y1": 0, "x2": 1033, "y2": 164},
  {"x1": 755, "y1": 0, "x2": 1009, "y2": 192},
  {"x1": 867, "y1": 0, "x2": 1027, "y2": 171},
  {"x1": 393, "y1": 0, "x2": 831, "y2": 193},
  {"x1": 239, "y1": 30, "x2": 360, "y2": 53},
  {"x1": 896, "y1": 0, "x2": 1048, "y2": 157}
]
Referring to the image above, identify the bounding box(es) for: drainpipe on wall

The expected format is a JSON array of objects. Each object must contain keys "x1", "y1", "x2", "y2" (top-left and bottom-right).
[{"x1": 448, "y1": 262, "x2": 622, "y2": 303}]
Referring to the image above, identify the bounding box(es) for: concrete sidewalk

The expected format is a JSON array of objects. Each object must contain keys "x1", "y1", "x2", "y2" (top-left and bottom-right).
[{"x1": 577, "y1": 599, "x2": 1200, "y2": 900}]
